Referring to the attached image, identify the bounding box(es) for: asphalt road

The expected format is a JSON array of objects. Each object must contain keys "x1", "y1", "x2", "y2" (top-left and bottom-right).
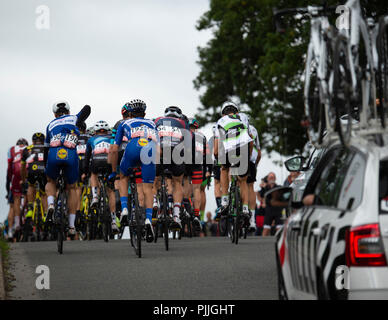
[{"x1": 7, "y1": 236, "x2": 278, "y2": 300}]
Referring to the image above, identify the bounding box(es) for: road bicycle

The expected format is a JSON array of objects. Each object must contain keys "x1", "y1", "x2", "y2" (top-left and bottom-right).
[
  {"x1": 153, "y1": 168, "x2": 172, "y2": 251},
  {"x1": 22, "y1": 180, "x2": 46, "y2": 242},
  {"x1": 128, "y1": 173, "x2": 145, "y2": 258},
  {"x1": 331, "y1": 0, "x2": 378, "y2": 146},
  {"x1": 95, "y1": 172, "x2": 113, "y2": 242},
  {"x1": 274, "y1": 4, "x2": 337, "y2": 148},
  {"x1": 55, "y1": 168, "x2": 69, "y2": 254}
]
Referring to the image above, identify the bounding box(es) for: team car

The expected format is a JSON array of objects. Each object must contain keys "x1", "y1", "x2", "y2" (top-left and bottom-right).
[{"x1": 269, "y1": 134, "x2": 388, "y2": 300}]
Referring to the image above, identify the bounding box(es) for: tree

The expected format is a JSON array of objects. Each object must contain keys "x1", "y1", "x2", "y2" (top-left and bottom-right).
[{"x1": 194, "y1": 0, "x2": 386, "y2": 156}]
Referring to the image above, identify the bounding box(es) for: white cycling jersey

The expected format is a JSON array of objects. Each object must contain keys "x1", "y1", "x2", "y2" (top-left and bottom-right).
[{"x1": 215, "y1": 114, "x2": 252, "y2": 153}]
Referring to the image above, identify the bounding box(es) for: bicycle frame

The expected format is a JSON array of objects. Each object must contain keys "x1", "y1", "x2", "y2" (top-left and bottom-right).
[
  {"x1": 339, "y1": 0, "x2": 376, "y2": 128},
  {"x1": 304, "y1": 11, "x2": 335, "y2": 138}
]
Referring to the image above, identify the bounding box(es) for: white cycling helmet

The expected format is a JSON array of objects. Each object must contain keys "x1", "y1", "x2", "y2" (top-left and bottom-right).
[
  {"x1": 52, "y1": 101, "x2": 70, "y2": 114},
  {"x1": 94, "y1": 120, "x2": 110, "y2": 132},
  {"x1": 221, "y1": 101, "x2": 239, "y2": 115}
]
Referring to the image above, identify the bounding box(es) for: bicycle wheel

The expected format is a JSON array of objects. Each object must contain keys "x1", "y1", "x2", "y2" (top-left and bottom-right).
[
  {"x1": 56, "y1": 192, "x2": 66, "y2": 254},
  {"x1": 377, "y1": 16, "x2": 388, "y2": 128},
  {"x1": 332, "y1": 35, "x2": 353, "y2": 147},
  {"x1": 233, "y1": 186, "x2": 241, "y2": 245},
  {"x1": 162, "y1": 191, "x2": 169, "y2": 251},
  {"x1": 305, "y1": 63, "x2": 326, "y2": 146}
]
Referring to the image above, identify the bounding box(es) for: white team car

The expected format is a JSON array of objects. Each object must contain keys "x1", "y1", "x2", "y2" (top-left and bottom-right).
[{"x1": 268, "y1": 135, "x2": 388, "y2": 300}]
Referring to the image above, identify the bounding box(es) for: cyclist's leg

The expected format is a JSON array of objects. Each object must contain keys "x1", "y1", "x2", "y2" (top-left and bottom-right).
[
  {"x1": 118, "y1": 141, "x2": 139, "y2": 217},
  {"x1": 220, "y1": 165, "x2": 230, "y2": 208},
  {"x1": 64, "y1": 151, "x2": 80, "y2": 232},
  {"x1": 171, "y1": 164, "x2": 185, "y2": 220},
  {"x1": 200, "y1": 184, "x2": 206, "y2": 221},
  {"x1": 214, "y1": 165, "x2": 222, "y2": 209},
  {"x1": 45, "y1": 148, "x2": 61, "y2": 217},
  {"x1": 191, "y1": 165, "x2": 203, "y2": 219},
  {"x1": 26, "y1": 173, "x2": 36, "y2": 218},
  {"x1": 90, "y1": 160, "x2": 100, "y2": 207}
]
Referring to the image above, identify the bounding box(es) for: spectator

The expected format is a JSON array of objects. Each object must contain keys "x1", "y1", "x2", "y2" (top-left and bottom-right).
[
  {"x1": 204, "y1": 212, "x2": 218, "y2": 237},
  {"x1": 255, "y1": 177, "x2": 267, "y2": 236},
  {"x1": 262, "y1": 172, "x2": 284, "y2": 237}
]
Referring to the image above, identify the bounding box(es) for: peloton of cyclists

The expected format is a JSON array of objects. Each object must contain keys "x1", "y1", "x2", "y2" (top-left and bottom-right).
[{"x1": 5, "y1": 99, "x2": 263, "y2": 241}]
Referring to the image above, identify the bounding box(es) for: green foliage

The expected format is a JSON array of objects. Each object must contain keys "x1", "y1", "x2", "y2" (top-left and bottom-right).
[{"x1": 194, "y1": 0, "x2": 387, "y2": 155}]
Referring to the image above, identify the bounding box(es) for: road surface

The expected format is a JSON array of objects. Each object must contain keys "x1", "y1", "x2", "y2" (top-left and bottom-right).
[{"x1": 7, "y1": 236, "x2": 278, "y2": 300}]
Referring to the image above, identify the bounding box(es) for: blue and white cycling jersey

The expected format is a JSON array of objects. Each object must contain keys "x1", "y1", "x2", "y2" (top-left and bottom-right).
[
  {"x1": 45, "y1": 106, "x2": 91, "y2": 184},
  {"x1": 115, "y1": 118, "x2": 159, "y2": 182},
  {"x1": 114, "y1": 118, "x2": 159, "y2": 146},
  {"x1": 45, "y1": 114, "x2": 82, "y2": 149}
]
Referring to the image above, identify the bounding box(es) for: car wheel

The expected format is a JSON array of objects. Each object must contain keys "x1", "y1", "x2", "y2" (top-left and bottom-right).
[{"x1": 317, "y1": 270, "x2": 330, "y2": 300}]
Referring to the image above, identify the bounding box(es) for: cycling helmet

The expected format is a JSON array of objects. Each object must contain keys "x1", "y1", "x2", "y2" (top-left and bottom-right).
[
  {"x1": 16, "y1": 138, "x2": 28, "y2": 146},
  {"x1": 129, "y1": 99, "x2": 147, "y2": 113},
  {"x1": 121, "y1": 102, "x2": 133, "y2": 116},
  {"x1": 181, "y1": 114, "x2": 189, "y2": 123},
  {"x1": 94, "y1": 120, "x2": 110, "y2": 133},
  {"x1": 165, "y1": 106, "x2": 182, "y2": 118},
  {"x1": 86, "y1": 127, "x2": 95, "y2": 136},
  {"x1": 221, "y1": 101, "x2": 239, "y2": 115},
  {"x1": 52, "y1": 101, "x2": 70, "y2": 114},
  {"x1": 189, "y1": 118, "x2": 199, "y2": 129},
  {"x1": 32, "y1": 132, "x2": 45, "y2": 143}
]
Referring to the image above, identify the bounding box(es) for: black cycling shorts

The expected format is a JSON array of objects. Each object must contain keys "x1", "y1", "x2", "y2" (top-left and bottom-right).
[
  {"x1": 90, "y1": 160, "x2": 112, "y2": 175},
  {"x1": 27, "y1": 166, "x2": 47, "y2": 192},
  {"x1": 219, "y1": 148, "x2": 249, "y2": 177},
  {"x1": 213, "y1": 165, "x2": 221, "y2": 181},
  {"x1": 247, "y1": 161, "x2": 257, "y2": 184},
  {"x1": 156, "y1": 163, "x2": 184, "y2": 178}
]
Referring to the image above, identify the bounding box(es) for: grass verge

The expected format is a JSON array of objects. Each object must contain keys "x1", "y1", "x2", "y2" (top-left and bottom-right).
[{"x1": 0, "y1": 232, "x2": 15, "y2": 298}]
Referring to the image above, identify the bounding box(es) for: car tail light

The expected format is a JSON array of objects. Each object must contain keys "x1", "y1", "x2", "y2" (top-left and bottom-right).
[{"x1": 346, "y1": 224, "x2": 387, "y2": 267}]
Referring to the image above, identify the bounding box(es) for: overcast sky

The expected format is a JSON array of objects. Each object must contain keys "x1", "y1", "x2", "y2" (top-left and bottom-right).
[{"x1": 0, "y1": 0, "x2": 288, "y2": 223}]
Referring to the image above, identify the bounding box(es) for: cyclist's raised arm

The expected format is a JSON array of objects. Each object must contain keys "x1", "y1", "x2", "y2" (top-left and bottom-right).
[
  {"x1": 85, "y1": 139, "x2": 92, "y2": 174},
  {"x1": 76, "y1": 105, "x2": 91, "y2": 127}
]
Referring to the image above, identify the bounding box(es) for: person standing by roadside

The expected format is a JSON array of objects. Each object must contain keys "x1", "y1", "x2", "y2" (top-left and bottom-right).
[{"x1": 262, "y1": 172, "x2": 283, "y2": 237}]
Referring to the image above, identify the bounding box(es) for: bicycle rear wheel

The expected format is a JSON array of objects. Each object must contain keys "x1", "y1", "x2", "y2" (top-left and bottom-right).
[
  {"x1": 305, "y1": 66, "x2": 326, "y2": 146},
  {"x1": 332, "y1": 35, "x2": 353, "y2": 147},
  {"x1": 56, "y1": 192, "x2": 66, "y2": 254}
]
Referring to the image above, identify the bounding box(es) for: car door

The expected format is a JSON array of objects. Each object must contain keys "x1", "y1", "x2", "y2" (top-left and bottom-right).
[
  {"x1": 302, "y1": 147, "x2": 367, "y2": 299},
  {"x1": 285, "y1": 146, "x2": 340, "y2": 297},
  {"x1": 292, "y1": 146, "x2": 356, "y2": 298}
]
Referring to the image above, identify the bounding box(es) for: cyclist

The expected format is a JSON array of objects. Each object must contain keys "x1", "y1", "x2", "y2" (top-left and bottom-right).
[
  {"x1": 45, "y1": 101, "x2": 91, "y2": 236},
  {"x1": 86, "y1": 120, "x2": 118, "y2": 233},
  {"x1": 110, "y1": 103, "x2": 145, "y2": 216},
  {"x1": 7, "y1": 138, "x2": 29, "y2": 239},
  {"x1": 109, "y1": 99, "x2": 158, "y2": 243},
  {"x1": 185, "y1": 118, "x2": 210, "y2": 230},
  {"x1": 239, "y1": 113, "x2": 262, "y2": 231},
  {"x1": 20, "y1": 133, "x2": 48, "y2": 224},
  {"x1": 75, "y1": 121, "x2": 91, "y2": 226},
  {"x1": 154, "y1": 106, "x2": 191, "y2": 229},
  {"x1": 214, "y1": 101, "x2": 253, "y2": 220}
]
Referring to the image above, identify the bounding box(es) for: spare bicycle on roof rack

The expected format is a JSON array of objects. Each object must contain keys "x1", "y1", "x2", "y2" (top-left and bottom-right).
[{"x1": 274, "y1": 1, "x2": 388, "y2": 148}]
